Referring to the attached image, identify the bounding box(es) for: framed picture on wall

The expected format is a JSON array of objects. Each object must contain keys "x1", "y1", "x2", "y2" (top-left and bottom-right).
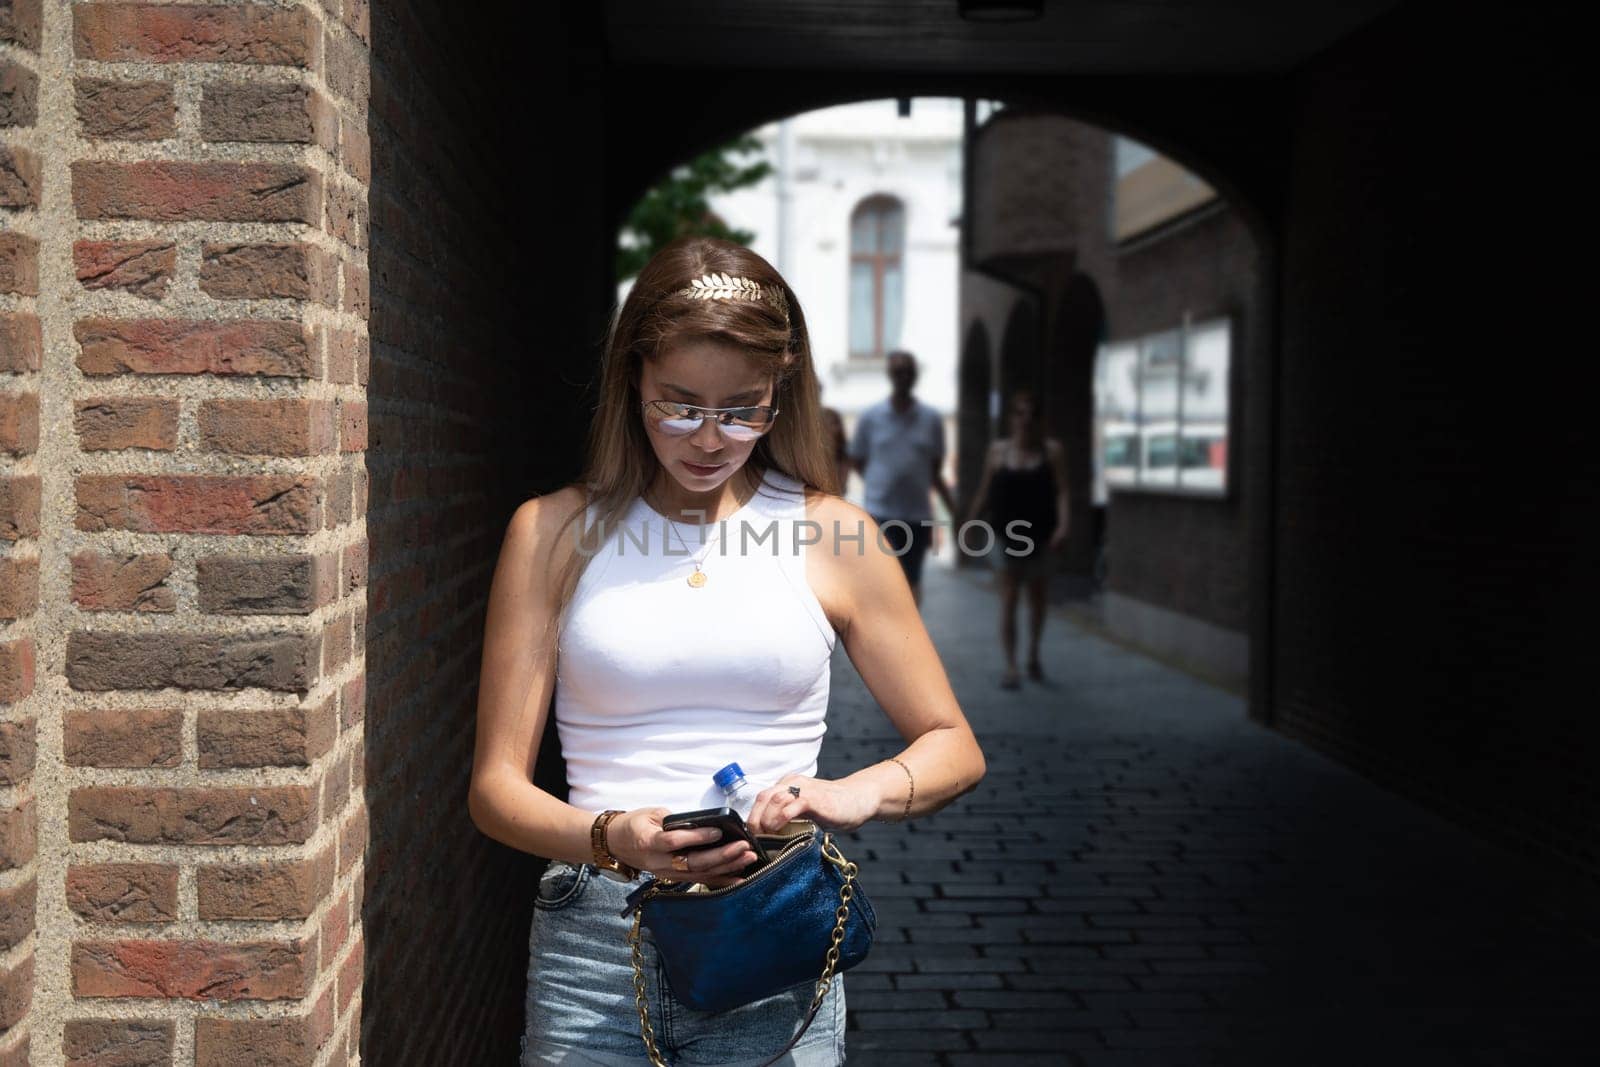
[{"x1": 1093, "y1": 316, "x2": 1231, "y2": 497}]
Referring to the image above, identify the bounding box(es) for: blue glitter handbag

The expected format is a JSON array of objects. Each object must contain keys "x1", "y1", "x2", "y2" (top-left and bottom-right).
[{"x1": 619, "y1": 821, "x2": 876, "y2": 1062}]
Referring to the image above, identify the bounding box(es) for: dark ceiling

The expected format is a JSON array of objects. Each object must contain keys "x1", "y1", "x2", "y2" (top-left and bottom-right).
[{"x1": 602, "y1": 0, "x2": 1402, "y2": 76}]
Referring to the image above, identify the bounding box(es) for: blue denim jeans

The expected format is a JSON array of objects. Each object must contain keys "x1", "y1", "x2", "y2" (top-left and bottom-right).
[{"x1": 522, "y1": 861, "x2": 847, "y2": 1066}]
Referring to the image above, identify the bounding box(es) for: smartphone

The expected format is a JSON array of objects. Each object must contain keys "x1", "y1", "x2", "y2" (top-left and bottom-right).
[{"x1": 662, "y1": 806, "x2": 769, "y2": 869}]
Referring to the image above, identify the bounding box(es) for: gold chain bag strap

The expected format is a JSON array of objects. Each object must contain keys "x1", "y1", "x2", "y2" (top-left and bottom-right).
[{"x1": 622, "y1": 830, "x2": 870, "y2": 1067}]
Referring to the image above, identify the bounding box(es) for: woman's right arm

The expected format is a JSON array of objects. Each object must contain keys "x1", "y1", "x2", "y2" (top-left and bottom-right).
[
  {"x1": 466, "y1": 490, "x2": 596, "y2": 866},
  {"x1": 466, "y1": 491, "x2": 756, "y2": 882}
]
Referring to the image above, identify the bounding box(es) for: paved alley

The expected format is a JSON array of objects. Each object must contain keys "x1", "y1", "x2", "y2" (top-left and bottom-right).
[{"x1": 817, "y1": 562, "x2": 1597, "y2": 1067}]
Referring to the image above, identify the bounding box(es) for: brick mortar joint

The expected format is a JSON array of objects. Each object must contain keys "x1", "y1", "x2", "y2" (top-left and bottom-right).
[
  {"x1": 66, "y1": 137, "x2": 329, "y2": 168},
  {"x1": 0, "y1": 42, "x2": 38, "y2": 69},
  {"x1": 73, "y1": 220, "x2": 334, "y2": 241},
  {"x1": 0, "y1": 932, "x2": 34, "y2": 970},
  {"x1": 56, "y1": 741, "x2": 339, "y2": 772},
  {"x1": 69, "y1": 447, "x2": 365, "y2": 469},
  {"x1": 0, "y1": 452, "x2": 39, "y2": 476},
  {"x1": 62, "y1": 515, "x2": 365, "y2": 542},
  {"x1": 0, "y1": 634, "x2": 38, "y2": 657},
  {"x1": 67, "y1": 373, "x2": 342, "y2": 396},
  {"x1": 0, "y1": 779, "x2": 33, "y2": 814}
]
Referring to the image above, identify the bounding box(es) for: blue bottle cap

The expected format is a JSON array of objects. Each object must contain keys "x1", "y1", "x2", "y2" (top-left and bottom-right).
[{"x1": 713, "y1": 763, "x2": 747, "y2": 792}]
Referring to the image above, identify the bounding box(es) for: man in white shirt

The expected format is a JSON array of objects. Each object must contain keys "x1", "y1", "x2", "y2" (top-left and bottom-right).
[{"x1": 848, "y1": 351, "x2": 955, "y2": 607}]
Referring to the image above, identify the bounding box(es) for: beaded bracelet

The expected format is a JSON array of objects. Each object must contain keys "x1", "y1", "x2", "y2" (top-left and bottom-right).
[{"x1": 886, "y1": 757, "x2": 915, "y2": 821}]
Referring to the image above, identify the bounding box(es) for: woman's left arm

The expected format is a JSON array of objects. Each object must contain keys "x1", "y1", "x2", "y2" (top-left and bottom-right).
[{"x1": 746, "y1": 499, "x2": 986, "y2": 833}]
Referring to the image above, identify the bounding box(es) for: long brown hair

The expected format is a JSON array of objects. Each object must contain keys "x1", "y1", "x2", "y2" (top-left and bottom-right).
[{"x1": 550, "y1": 236, "x2": 836, "y2": 620}]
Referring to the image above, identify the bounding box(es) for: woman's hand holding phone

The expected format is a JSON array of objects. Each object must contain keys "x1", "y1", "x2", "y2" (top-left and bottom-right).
[{"x1": 607, "y1": 807, "x2": 759, "y2": 887}]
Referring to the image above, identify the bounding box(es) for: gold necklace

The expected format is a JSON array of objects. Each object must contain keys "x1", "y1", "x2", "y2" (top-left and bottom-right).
[
  {"x1": 646, "y1": 475, "x2": 753, "y2": 588},
  {"x1": 661, "y1": 515, "x2": 719, "y2": 588}
]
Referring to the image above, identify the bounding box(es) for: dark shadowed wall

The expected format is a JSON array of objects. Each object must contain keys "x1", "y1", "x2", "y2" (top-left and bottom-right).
[
  {"x1": 363, "y1": 5, "x2": 604, "y2": 1063},
  {"x1": 1273, "y1": 5, "x2": 1592, "y2": 882}
]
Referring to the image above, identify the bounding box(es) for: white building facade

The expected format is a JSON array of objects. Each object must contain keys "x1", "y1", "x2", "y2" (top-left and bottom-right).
[{"x1": 705, "y1": 98, "x2": 965, "y2": 418}]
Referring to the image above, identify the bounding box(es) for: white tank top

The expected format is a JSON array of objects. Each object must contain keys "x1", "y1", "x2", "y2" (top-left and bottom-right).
[{"x1": 554, "y1": 468, "x2": 836, "y2": 814}]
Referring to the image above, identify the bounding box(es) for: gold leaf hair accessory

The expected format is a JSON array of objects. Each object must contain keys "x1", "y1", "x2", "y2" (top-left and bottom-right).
[{"x1": 677, "y1": 271, "x2": 790, "y2": 326}]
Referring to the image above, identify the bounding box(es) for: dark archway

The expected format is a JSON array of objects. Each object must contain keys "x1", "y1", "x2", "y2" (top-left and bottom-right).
[
  {"x1": 428, "y1": 9, "x2": 1599, "y2": 1064},
  {"x1": 604, "y1": 78, "x2": 1280, "y2": 270},
  {"x1": 997, "y1": 299, "x2": 1038, "y2": 407},
  {"x1": 589, "y1": 71, "x2": 1285, "y2": 372},
  {"x1": 414, "y1": 8, "x2": 1600, "y2": 1067},
  {"x1": 1043, "y1": 273, "x2": 1106, "y2": 585}
]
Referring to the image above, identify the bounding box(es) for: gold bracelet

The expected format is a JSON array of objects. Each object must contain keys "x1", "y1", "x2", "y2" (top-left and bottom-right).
[
  {"x1": 590, "y1": 810, "x2": 638, "y2": 881},
  {"x1": 887, "y1": 757, "x2": 914, "y2": 821}
]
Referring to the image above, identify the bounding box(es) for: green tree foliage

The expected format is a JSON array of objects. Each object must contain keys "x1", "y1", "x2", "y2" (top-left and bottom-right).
[{"x1": 616, "y1": 135, "x2": 773, "y2": 283}]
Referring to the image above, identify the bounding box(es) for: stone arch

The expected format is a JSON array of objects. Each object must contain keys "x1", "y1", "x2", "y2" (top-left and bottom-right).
[{"x1": 608, "y1": 86, "x2": 1277, "y2": 263}]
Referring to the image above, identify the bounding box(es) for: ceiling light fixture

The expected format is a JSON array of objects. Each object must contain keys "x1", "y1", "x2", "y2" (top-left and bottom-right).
[{"x1": 958, "y1": 0, "x2": 1044, "y2": 22}]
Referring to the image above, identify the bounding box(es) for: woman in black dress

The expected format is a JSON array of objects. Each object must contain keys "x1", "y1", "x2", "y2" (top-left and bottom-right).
[{"x1": 965, "y1": 390, "x2": 1071, "y2": 688}]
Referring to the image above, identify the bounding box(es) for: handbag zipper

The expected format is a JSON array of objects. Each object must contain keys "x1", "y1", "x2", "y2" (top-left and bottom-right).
[{"x1": 619, "y1": 831, "x2": 826, "y2": 917}]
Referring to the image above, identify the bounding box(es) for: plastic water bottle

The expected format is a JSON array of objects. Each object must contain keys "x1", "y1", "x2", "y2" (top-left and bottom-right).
[{"x1": 713, "y1": 762, "x2": 759, "y2": 820}]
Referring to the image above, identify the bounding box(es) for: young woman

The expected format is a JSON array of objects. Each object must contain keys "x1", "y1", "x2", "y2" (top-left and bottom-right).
[
  {"x1": 965, "y1": 390, "x2": 1071, "y2": 689},
  {"x1": 468, "y1": 236, "x2": 986, "y2": 1065}
]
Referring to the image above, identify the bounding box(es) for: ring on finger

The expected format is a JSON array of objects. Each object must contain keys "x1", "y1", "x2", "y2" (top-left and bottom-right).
[
  {"x1": 670, "y1": 853, "x2": 689, "y2": 873},
  {"x1": 787, "y1": 785, "x2": 801, "y2": 798}
]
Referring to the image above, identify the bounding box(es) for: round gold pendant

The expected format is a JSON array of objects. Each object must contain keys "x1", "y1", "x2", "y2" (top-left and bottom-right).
[{"x1": 687, "y1": 570, "x2": 708, "y2": 588}]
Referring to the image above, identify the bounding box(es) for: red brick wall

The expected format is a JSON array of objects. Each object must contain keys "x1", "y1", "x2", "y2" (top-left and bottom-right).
[
  {"x1": 2, "y1": 3, "x2": 44, "y2": 1062},
  {"x1": 4, "y1": 1, "x2": 369, "y2": 1061},
  {"x1": 7, "y1": 3, "x2": 626, "y2": 1060}
]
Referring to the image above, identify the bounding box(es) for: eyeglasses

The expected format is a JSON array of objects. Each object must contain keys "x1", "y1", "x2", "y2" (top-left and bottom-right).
[{"x1": 641, "y1": 399, "x2": 779, "y2": 442}]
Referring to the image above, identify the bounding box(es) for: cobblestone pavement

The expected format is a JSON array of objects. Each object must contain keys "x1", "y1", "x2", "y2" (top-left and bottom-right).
[{"x1": 817, "y1": 561, "x2": 1597, "y2": 1067}]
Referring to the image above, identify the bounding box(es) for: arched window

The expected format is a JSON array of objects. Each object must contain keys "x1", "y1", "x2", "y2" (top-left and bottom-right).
[{"x1": 849, "y1": 196, "x2": 905, "y2": 358}]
